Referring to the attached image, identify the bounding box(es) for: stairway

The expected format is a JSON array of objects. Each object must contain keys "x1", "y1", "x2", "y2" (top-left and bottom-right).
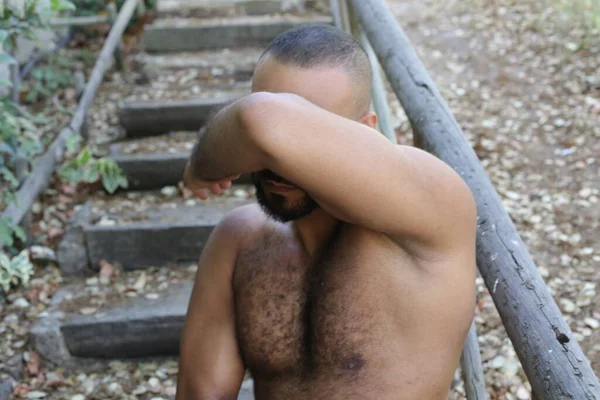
[{"x1": 31, "y1": 1, "x2": 332, "y2": 398}]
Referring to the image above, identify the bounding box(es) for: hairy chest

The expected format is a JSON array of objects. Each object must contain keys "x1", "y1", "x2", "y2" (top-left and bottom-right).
[{"x1": 232, "y1": 227, "x2": 395, "y2": 380}]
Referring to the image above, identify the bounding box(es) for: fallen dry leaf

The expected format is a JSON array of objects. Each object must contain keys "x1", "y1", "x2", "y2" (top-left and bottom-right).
[
  {"x1": 26, "y1": 352, "x2": 40, "y2": 377},
  {"x1": 99, "y1": 260, "x2": 115, "y2": 284}
]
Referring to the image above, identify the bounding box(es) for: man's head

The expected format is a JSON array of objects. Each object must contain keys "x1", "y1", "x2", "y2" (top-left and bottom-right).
[{"x1": 250, "y1": 24, "x2": 375, "y2": 223}]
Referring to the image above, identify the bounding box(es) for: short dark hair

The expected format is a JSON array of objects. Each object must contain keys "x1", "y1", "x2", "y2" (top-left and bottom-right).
[{"x1": 260, "y1": 24, "x2": 372, "y2": 116}]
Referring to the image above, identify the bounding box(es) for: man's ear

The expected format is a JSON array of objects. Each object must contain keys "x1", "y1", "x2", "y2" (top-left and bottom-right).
[{"x1": 359, "y1": 111, "x2": 378, "y2": 130}]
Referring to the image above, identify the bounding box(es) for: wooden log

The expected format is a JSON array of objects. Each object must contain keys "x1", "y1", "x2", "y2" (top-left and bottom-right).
[
  {"x1": 348, "y1": 0, "x2": 600, "y2": 398},
  {"x1": 1, "y1": 0, "x2": 139, "y2": 234},
  {"x1": 49, "y1": 15, "x2": 111, "y2": 27},
  {"x1": 460, "y1": 321, "x2": 487, "y2": 400},
  {"x1": 107, "y1": 3, "x2": 124, "y2": 71}
]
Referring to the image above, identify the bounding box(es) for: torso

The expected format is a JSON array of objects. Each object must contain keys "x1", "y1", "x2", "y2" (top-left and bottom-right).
[{"x1": 232, "y1": 207, "x2": 475, "y2": 400}]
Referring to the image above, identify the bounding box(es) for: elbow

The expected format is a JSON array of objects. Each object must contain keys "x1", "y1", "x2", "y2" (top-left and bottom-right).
[{"x1": 238, "y1": 92, "x2": 288, "y2": 160}]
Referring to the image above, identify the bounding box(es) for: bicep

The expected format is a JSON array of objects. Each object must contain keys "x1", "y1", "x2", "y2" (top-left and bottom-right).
[
  {"x1": 250, "y1": 96, "x2": 476, "y2": 252},
  {"x1": 177, "y1": 217, "x2": 245, "y2": 399}
]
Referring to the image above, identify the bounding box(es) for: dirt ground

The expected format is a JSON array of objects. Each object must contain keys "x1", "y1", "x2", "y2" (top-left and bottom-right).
[{"x1": 1, "y1": 0, "x2": 599, "y2": 398}]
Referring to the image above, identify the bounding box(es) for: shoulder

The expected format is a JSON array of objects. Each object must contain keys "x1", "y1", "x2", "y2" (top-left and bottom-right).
[{"x1": 213, "y1": 203, "x2": 267, "y2": 247}]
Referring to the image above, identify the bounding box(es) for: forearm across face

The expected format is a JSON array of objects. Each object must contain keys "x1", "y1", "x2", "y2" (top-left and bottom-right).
[{"x1": 189, "y1": 95, "x2": 268, "y2": 181}]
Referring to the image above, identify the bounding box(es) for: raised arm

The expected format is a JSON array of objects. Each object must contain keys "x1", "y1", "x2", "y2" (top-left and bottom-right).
[
  {"x1": 176, "y1": 212, "x2": 245, "y2": 400},
  {"x1": 187, "y1": 92, "x2": 477, "y2": 256}
]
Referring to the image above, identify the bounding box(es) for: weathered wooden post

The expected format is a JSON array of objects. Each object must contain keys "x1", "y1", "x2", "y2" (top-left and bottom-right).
[
  {"x1": 108, "y1": 2, "x2": 125, "y2": 71},
  {"x1": 330, "y1": 0, "x2": 397, "y2": 143},
  {"x1": 348, "y1": 0, "x2": 599, "y2": 398}
]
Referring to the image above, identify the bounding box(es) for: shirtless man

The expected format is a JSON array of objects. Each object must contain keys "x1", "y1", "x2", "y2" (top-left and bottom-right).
[{"x1": 176, "y1": 25, "x2": 477, "y2": 400}]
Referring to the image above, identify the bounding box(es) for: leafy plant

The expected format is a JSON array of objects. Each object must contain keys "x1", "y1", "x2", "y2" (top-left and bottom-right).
[
  {"x1": 0, "y1": 99, "x2": 45, "y2": 206},
  {"x1": 58, "y1": 147, "x2": 129, "y2": 193},
  {"x1": 0, "y1": 217, "x2": 26, "y2": 250},
  {"x1": 1, "y1": 0, "x2": 75, "y2": 258},
  {"x1": 0, "y1": 249, "x2": 34, "y2": 293},
  {"x1": 25, "y1": 64, "x2": 73, "y2": 102},
  {"x1": 1, "y1": 0, "x2": 76, "y2": 75}
]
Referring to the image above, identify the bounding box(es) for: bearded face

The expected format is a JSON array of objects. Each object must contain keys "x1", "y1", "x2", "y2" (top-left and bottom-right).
[{"x1": 251, "y1": 169, "x2": 319, "y2": 223}]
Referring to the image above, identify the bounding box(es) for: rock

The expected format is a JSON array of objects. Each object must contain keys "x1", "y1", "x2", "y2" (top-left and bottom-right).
[
  {"x1": 97, "y1": 218, "x2": 117, "y2": 227},
  {"x1": 148, "y1": 376, "x2": 161, "y2": 392},
  {"x1": 29, "y1": 246, "x2": 57, "y2": 263},
  {"x1": 133, "y1": 272, "x2": 147, "y2": 291},
  {"x1": 26, "y1": 391, "x2": 47, "y2": 399},
  {"x1": 234, "y1": 189, "x2": 248, "y2": 198},
  {"x1": 0, "y1": 379, "x2": 14, "y2": 400},
  {"x1": 161, "y1": 186, "x2": 178, "y2": 198},
  {"x1": 559, "y1": 298, "x2": 577, "y2": 313},
  {"x1": 57, "y1": 202, "x2": 92, "y2": 276},
  {"x1": 490, "y1": 355, "x2": 505, "y2": 369},
  {"x1": 13, "y1": 298, "x2": 30, "y2": 309},
  {"x1": 5, "y1": 353, "x2": 24, "y2": 380},
  {"x1": 79, "y1": 307, "x2": 97, "y2": 315},
  {"x1": 70, "y1": 395, "x2": 85, "y2": 400},
  {"x1": 82, "y1": 377, "x2": 96, "y2": 394},
  {"x1": 107, "y1": 382, "x2": 123, "y2": 394},
  {"x1": 86, "y1": 277, "x2": 99, "y2": 286},
  {"x1": 584, "y1": 317, "x2": 600, "y2": 329},
  {"x1": 516, "y1": 385, "x2": 530, "y2": 399}
]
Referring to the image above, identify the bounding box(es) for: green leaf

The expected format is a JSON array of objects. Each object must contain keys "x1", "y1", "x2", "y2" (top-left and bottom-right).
[
  {"x1": 0, "y1": 79, "x2": 12, "y2": 87},
  {"x1": 0, "y1": 52, "x2": 16, "y2": 65},
  {"x1": 51, "y1": 0, "x2": 76, "y2": 11},
  {"x1": 0, "y1": 222, "x2": 14, "y2": 248},
  {"x1": 12, "y1": 225, "x2": 25, "y2": 242},
  {"x1": 0, "y1": 30, "x2": 8, "y2": 43}
]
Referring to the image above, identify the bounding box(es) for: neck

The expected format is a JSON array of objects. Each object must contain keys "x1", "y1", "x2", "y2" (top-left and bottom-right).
[{"x1": 292, "y1": 208, "x2": 340, "y2": 257}]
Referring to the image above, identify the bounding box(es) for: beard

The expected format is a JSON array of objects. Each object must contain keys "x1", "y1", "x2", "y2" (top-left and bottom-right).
[{"x1": 251, "y1": 170, "x2": 319, "y2": 223}]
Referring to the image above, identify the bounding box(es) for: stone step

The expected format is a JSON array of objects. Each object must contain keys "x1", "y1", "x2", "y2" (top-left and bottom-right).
[
  {"x1": 143, "y1": 14, "x2": 332, "y2": 52},
  {"x1": 57, "y1": 189, "x2": 255, "y2": 275},
  {"x1": 119, "y1": 94, "x2": 244, "y2": 138},
  {"x1": 108, "y1": 132, "x2": 253, "y2": 190},
  {"x1": 30, "y1": 276, "x2": 257, "y2": 398},
  {"x1": 157, "y1": 0, "x2": 283, "y2": 16},
  {"x1": 133, "y1": 47, "x2": 263, "y2": 76}
]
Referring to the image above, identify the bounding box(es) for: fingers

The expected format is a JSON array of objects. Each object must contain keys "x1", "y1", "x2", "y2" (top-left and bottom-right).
[
  {"x1": 193, "y1": 181, "x2": 232, "y2": 200},
  {"x1": 184, "y1": 172, "x2": 241, "y2": 200},
  {"x1": 194, "y1": 189, "x2": 209, "y2": 200}
]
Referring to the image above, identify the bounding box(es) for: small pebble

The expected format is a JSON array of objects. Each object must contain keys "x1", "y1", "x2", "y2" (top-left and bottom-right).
[
  {"x1": 584, "y1": 318, "x2": 600, "y2": 329},
  {"x1": 234, "y1": 189, "x2": 248, "y2": 198},
  {"x1": 161, "y1": 186, "x2": 178, "y2": 197},
  {"x1": 490, "y1": 355, "x2": 505, "y2": 369},
  {"x1": 71, "y1": 395, "x2": 85, "y2": 400},
  {"x1": 97, "y1": 218, "x2": 116, "y2": 227},
  {"x1": 516, "y1": 385, "x2": 530, "y2": 399},
  {"x1": 80, "y1": 307, "x2": 97, "y2": 315},
  {"x1": 13, "y1": 298, "x2": 30, "y2": 309},
  {"x1": 26, "y1": 391, "x2": 47, "y2": 399},
  {"x1": 560, "y1": 298, "x2": 577, "y2": 313}
]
